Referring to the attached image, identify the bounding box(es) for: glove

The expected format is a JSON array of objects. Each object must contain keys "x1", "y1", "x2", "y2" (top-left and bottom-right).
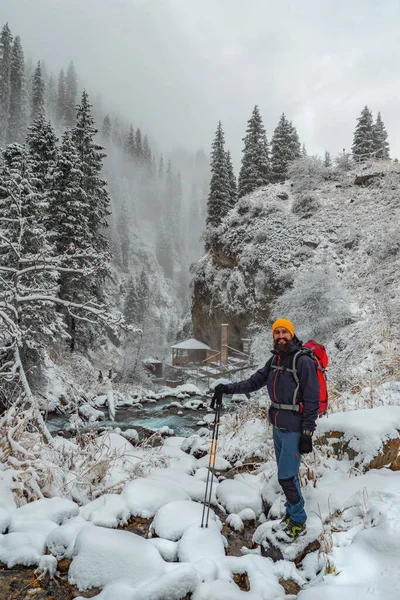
[
  {"x1": 211, "y1": 383, "x2": 230, "y2": 409},
  {"x1": 298, "y1": 430, "x2": 313, "y2": 454}
]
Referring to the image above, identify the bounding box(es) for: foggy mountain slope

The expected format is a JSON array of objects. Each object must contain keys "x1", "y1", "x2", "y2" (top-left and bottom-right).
[{"x1": 191, "y1": 159, "x2": 399, "y2": 388}]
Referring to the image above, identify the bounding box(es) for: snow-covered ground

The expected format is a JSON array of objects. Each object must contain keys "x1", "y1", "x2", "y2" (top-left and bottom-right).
[{"x1": 1, "y1": 387, "x2": 400, "y2": 599}]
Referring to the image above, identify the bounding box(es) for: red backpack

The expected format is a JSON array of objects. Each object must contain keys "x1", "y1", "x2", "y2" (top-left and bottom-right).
[{"x1": 298, "y1": 340, "x2": 328, "y2": 414}]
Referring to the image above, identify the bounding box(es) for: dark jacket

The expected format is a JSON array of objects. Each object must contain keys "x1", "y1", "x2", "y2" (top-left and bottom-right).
[{"x1": 224, "y1": 341, "x2": 320, "y2": 432}]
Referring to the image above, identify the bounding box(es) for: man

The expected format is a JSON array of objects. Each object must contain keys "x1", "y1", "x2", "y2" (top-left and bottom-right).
[{"x1": 212, "y1": 318, "x2": 319, "y2": 542}]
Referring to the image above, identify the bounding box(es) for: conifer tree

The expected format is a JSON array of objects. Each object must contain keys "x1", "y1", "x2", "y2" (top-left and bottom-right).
[
  {"x1": 7, "y1": 35, "x2": 26, "y2": 144},
  {"x1": 72, "y1": 90, "x2": 111, "y2": 252},
  {"x1": 124, "y1": 277, "x2": 139, "y2": 324},
  {"x1": 56, "y1": 68, "x2": 66, "y2": 123},
  {"x1": 238, "y1": 105, "x2": 270, "y2": 198},
  {"x1": 302, "y1": 143, "x2": 307, "y2": 156},
  {"x1": 143, "y1": 135, "x2": 152, "y2": 167},
  {"x1": 0, "y1": 23, "x2": 13, "y2": 145},
  {"x1": 271, "y1": 113, "x2": 301, "y2": 182},
  {"x1": 158, "y1": 154, "x2": 164, "y2": 181},
  {"x1": 372, "y1": 112, "x2": 390, "y2": 159},
  {"x1": 102, "y1": 114, "x2": 112, "y2": 140},
  {"x1": 46, "y1": 73, "x2": 57, "y2": 124},
  {"x1": 26, "y1": 114, "x2": 58, "y2": 193},
  {"x1": 352, "y1": 106, "x2": 374, "y2": 162},
  {"x1": 137, "y1": 269, "x2": 149, "y2": 321},
  {"x1": 125, "y1": 124, "x2": 135, "y2": 158},
  {"x1": 64, "y1": 61, "x2": 78, "y2": 127},
  {"x1": 31, "y1": 61, "x2": 45, "y2": 122},
  {"x1": 135, "y1": 128, "x2": 143, "y2": 164},
  {"x1": 206, "y1": 121, "x2": 230, "y2": 229},
  {"x1": 324, "y1": 151, "x2": 332, "y2": 168},
  {"x1": 226, "y1": 150, "x2": 237, "y2": 207},
  {"x1": 48, "y1": 128, "x2": 90, "y2": 254}
]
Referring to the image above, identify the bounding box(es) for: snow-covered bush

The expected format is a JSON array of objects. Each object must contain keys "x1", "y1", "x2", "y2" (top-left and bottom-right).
[
  {"x1": 334, "y1": 151, "x2": 352, "y2": 171},
  {"x1": 288, "y1": 156, "x2": 327, "y2": 192},
  {"x1": 272, "y1": 268, "x2": 352, "y2": 342},
  {"x1": 291, "y1": 194, "x2": 321, "y2": 219}
]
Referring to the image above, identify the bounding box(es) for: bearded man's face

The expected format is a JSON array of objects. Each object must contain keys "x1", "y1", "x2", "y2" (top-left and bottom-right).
[{"x1": 273, "y1": 327, "x2": 293, "y2": 353}]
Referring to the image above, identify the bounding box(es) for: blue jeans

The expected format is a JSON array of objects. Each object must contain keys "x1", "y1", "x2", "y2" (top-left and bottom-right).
[{"x1": 273, "y1": 427, "x2": 306, "y2": 524}]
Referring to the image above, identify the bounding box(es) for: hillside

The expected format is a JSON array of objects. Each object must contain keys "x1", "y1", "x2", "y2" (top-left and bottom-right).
[{"x1": 191, "y1": 159, "x2": 399, "y2": 389}]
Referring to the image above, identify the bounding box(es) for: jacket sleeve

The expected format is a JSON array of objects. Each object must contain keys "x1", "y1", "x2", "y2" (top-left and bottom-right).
[
  {"x1": 297, "y1": 355, "x2": 320, "y2": 432},
  {"x1": 224, "y1": 359, "x2": 271, "y2": 396}
]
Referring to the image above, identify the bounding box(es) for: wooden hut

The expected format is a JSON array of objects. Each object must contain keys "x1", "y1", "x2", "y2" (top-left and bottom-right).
[{"x1": 171, "y1": 339, "x2": 211, "y2": 367}]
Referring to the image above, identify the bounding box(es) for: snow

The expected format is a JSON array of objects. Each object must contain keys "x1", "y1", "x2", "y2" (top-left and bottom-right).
[
  {"x1": 216, "y1": 478, "x2": 263, "y2": 516},
  {"x1": 13, "y1": 497, "x2": 79, "y2": 524},
  {"x1": 149, "y1": 467, "x2": 214, "y2": 503},
  {"x1": 316, "y1": 405, "x2": 400, "y2": 465},
  {"x1": 171, "y1": 338, "x2": 211, "y2": 350},
  {"x1": 196, "y1": 455, "x2": 232, "y2": 470},
  {"x1": 122, "y1": 477, "x2": 190, "y2": 518},
  {"x1": 177, "y1": 522, "x2": 226, "y2": 563},
  {"x1": 148, "y1": 537, "x2": 178, "y2": 561},
  {"x1": 46, "y1": 520, "x2": 93, "y2": 559},
  {"x1": 149, "y1": 500, "x2": 218, "y2": 541},
  {"x1": 68, "y1": 525, "x2": 166, "y2": 590},
  {"x1": 80, "y1": 494, "x2": 130, "y2": 527}
]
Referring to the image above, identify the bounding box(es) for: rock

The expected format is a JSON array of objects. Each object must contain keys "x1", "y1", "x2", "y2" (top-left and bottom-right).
[
  {"x1": 276, "y1": 192, "x2": 289, "y2": 200},
  {"x1": 279, "y1": 578, "x2": 302, "y2": 595},
  {"x1": 233, "y1": 572, "x2": 250, "y2": 591},
  {"x1": 354, "y1": 173, "x2": 383, "y2": 186}
]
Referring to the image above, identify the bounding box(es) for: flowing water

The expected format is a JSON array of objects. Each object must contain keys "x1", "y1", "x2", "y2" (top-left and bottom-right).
[{"x1": 45, "y1": 396, "x2": 209, "y2": 437}]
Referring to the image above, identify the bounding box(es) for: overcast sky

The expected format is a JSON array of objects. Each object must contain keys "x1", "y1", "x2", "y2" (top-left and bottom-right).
[{"x1": 2, "y1": 0, "x2": 400, "y2": 165}]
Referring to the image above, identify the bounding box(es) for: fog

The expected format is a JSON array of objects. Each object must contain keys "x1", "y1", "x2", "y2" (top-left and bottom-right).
[{"x1": 2, "y1": 0, "x2": 400, "y2": 163}]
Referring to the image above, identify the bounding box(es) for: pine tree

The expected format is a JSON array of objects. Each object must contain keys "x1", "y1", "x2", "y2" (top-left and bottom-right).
[
  {"x1": 302, "y1": 143, "x2": 307, "y2": 157},
  {"x1": 64, "y1": 61, "x2": 77, "y2": 127},
  {"x1": 125, "y1": 124, "x2": 135, "y2": 158},
  {"x1": 7, "y1": 35, "x2": 26, "y2": 144},
  {"x1": 271, "y1": 113, "x2": 301, "y2": 182},
  {"x1": 238, "y1": 105, "x2": 270, "y2": 198},
  {"x1": 72, "y1": 90, "x2": 111, "y2": 252},
  {"x1": 142, "y1": 135, "x2": 152, "y2": 167},
  {"x1": 372, "y1": 112, "x2": 390, "y2": 159},
  {"x1": 158, "y1": 154, "x2": 164, "y2": 181},
  {"x1": 26, "y1": 114, "x2": 58, "y2": 193},
  {"x1": 156, "y1": 224, "x2": 174, "y2": 279},
  {"x1": 226, "y1": 150, "x2": 237, "y2": 207},
  {"x1": 352, "y1": 106, "x2": 375, "y2": 162},
  {"x1": 135, "y1": 128, "x2": 143, "y2": 164},
  {"x1": 206, "y1": 121, "x2": 230, "y2": 229},
  {"x1": 324, "y1": 151, "x2": 332, "y2": 168},
  {"x1": 137, "y1": 269, "x2": 149, "y2": 321},
  {"x1": 102, "y1": 114, "x2": 112, "y2": 140},
  {"x1": 46, "y1": 73, "x2": 57, "y2": 124},
  {"x1": 0, "y1": 143, "x2": 65, "y2": 353},
  {"x1": 56, "y1": 68, "x2": 66, "y2": 123},
  {"x1": 124, "y1": 277, "x2": 140, "y2": 324},
  {"x1": 0, "y1": 23, "x2": 13, "y2": 145},
  {"x1": 31, "y1": 61, "x2": 45, "y2": 122},
  {"x1": 48, "y1": 128, "x2": 90, "y2": 254}
]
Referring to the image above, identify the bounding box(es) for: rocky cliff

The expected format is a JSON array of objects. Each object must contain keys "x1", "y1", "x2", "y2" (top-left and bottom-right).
[{"x1": 191, "y1": 159, "x2": 399, "y2": 385}]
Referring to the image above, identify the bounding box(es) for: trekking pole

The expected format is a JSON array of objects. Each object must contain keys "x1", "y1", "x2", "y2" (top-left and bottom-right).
[{"x1": 201, "y1": 400, "x2": 221, "y2": 528}]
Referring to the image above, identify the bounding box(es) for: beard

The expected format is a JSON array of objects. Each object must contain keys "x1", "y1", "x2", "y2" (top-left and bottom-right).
[{"x1": 273, "y1": 339, "x2": 293, "y2": 354}]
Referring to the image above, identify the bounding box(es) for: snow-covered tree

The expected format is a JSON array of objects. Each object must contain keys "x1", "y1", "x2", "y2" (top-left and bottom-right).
[
  {"x1": 0, "y1": 23, "x2": 13, "y2": 146},
  {"x1": 206, "y1": 121, "x2": 230, "y2": 229},
  {"x1": 7, "y1": 35, "x2": 26, "y2": 144},
  {"x1": 26, "y1": 114, "x2": 58, "y2": 193},
  {"x1": 373, "y1": 112, "x2": 390, "y2": 159},
  {"x1": 102, "y1": 114, "x2": 112, "y2": 141},
  {"x1": 30, "y1": 61, "x2": 45, "y2": 122},
  {"x1": 56, "y1": 68, "x2": 66, "y2": 124},
  {"x1": 238, "y1": 105, "x2": 270, "y2": 198},
  {"x1": 271, "y1": 113, "x2": 301, "y2": 182},
  {"x1": 64, "y1": 61, "x2": 78, "y2": 127},
  {"x1": 124, "y1": 277, "x2": 140, "y2": 324},
  {"x1": 352, "y1": 106, "x2": 375, "y2": 162},
  {"x1": 335, "y1": 150, "x2": 352, "y2": 171},
  {"x1": 46, "y1": 73, "x2": 57, "y2": 124},
  {"x1": 324, "y1": 151, "x2": 332, "y2": 168},
  {"x1": 302, "y1": 143, "x2": 307, "y2": 157},
  {"x1": 72, "y1": 91, "x2": 110, "y2": 253},
  {"x1": 135, "y1": 128, "x2": 143, "y2": 164},
  {"x1": 226, "y1": 150, "x2": 237, "y2": 207},
  {"x1": 287, "y1": 155, "x2": 326, "y2": 192},
  {"x1": 124, "y1": 124, "x2": 135, "y2": 158}
]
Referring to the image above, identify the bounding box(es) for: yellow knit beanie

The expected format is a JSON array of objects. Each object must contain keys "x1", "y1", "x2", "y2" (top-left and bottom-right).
[{"x1": 272, "y1": 318, "x2": 295, "y2": 337}]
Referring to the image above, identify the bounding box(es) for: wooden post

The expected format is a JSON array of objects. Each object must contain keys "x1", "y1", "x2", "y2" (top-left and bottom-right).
[
  {"x1": 221, "y1": 323, "x2": 228, "y2": 365},
  {"x1": 242, "y1": 338, "x2": 251, "y2": 355}
]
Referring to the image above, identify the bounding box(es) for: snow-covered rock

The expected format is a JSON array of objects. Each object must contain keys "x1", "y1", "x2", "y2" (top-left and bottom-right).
[
  {"x1": 150, "y1": 500, "x2": 218, "y2": 541},
  {"x1": 122, "y1": 478, "x2": 190, "y2": 518},
  {"x1": 216, "y1": 478, "x2": 263, "y2": 516}
]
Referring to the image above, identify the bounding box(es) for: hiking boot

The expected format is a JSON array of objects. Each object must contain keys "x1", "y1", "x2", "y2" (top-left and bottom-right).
[
  {"x1": 271, "y1": 513, "x2": 291, "y2": 533},
  {"x1": 275, "y1": 519, "x2": 307, "y2": 543}
]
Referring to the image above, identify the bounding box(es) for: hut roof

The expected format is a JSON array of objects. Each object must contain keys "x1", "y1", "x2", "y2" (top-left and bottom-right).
[{"x1": 171, "y1": 338, "x2": 211, "y2": 350}]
